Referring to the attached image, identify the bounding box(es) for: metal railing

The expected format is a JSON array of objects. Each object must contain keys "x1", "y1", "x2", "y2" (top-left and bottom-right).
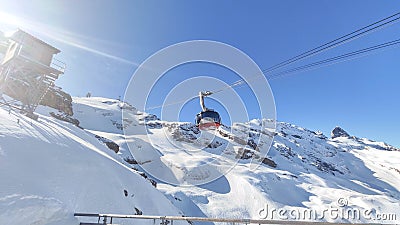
[
  {"x1": 74, "y1": 213, "x2": 393, "y2": 225},
  {"x1": 50, "y1": 57, "x2": 66, "y2": 73}
]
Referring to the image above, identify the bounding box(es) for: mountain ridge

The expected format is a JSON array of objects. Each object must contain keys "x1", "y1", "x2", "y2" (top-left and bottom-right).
[
  {"x1": 71, "y1": 97, "x2": 400, "y2": 223},
  {"x1": 0, "y1": 96, "x2": 398, "y2": 224}
]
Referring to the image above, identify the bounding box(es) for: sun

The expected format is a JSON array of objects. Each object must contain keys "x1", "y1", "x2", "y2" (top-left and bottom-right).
[{"x1": 0, "y1": 11, "x2": 23, "y2": 31}]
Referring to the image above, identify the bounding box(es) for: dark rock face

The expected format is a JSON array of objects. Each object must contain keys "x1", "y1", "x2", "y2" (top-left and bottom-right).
[
  {"x1": 41, "y1": 87, "x2": 74, "y2": 116},
  {"x1": 105, "y1": 142, "x2": 119, "y2": 153},
  {"x1": 49, "y1": 112, "x2": 80, "y2": 127},
  {"x1": 124, "y1": 157, "x2": 138, "y2": 164},
  {"x1": 292, "y1": 134, "x2": 302, "y2": 139},
  {"x1": 207, "y1": 140, "x2": 223, "y2": 149},
  {"x1": 169, "y1": 123, "x2": 199, "y2": 142},
  {"x1": 134, "y1": 207, "x2": 143, "y2": 215},
  {"x1": 94, "y1": 135, "x2": 120, "y2": 153},
  {"x1": 261, "y1": 157, "x2": 277, "y2": 168},
  {"x1": 314, "y1": 159, "x2": 343, "y2": 175},
  {"x1": 331, "y1": 126, "x2": 350, "y2": 139},
  {"x1": 235, "y1": 148, "x2": 255, "y2": 160}
]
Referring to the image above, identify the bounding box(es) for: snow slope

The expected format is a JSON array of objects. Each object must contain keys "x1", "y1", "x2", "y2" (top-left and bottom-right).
[
  {"x1": 0, "y1": 103, "x2": 185, "y2": 225},
  {"x1": 70, "y1": 97, "x2": 400, "y2": 224}
]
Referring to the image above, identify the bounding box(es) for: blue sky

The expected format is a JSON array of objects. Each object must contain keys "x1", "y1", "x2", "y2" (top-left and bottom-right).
[{"x1": 0, "y1": 0, "x2": 399, "y2": 147}]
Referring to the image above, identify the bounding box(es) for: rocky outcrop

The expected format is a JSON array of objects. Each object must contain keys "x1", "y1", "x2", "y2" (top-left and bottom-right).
[
  {"x1": 331, "y1": 126, "x2": 350, "y2": 139},
  {"x1": 41, "y1": 87, "x2": 74, "y2": 116},
  {"x1": 235, "y1": 147, "x2": 256, "y2": 160},
  {"x1": 261, "y1": 157, "x2": 277, "y2": 168},
  {"x1": 49, "y1": 112, "x2": 80, "y2": 127},
  {"x1": 94, "y1": 135, "x2": 120, "y2": 153}
]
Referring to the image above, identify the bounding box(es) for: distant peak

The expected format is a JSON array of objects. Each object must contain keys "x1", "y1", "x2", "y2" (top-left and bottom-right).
[{"x1": 331, "y1": 126, "x2": 350, "y2": 139}]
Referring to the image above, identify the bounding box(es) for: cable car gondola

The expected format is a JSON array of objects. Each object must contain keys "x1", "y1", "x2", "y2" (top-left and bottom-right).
[{"x1": 195, "y1": 91, "x2": 221, "y2": 130}]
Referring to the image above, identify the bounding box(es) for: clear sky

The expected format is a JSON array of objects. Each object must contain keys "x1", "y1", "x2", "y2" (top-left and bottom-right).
[{"x1": 0, "y1": 0, "x2": 399, "y2": 147}]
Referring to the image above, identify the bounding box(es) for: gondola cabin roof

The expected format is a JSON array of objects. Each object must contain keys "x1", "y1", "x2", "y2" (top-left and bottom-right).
[{"x1": 195, "y1": 110, "x2": 221, "y2": 125}]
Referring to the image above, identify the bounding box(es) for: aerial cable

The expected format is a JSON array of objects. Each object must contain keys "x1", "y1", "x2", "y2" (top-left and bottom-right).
[
  {"x1": 144, "y1": 12, "x2": 400, "y2": 111},
  {"x1": 212, "y1": 38, "x2": 400, "y2": 92},
  {"x1": 267, "y1": 38, "x2": 400, "y2": 80},
  {"x1": 262, "y1": 11, "x2": 400, "y2": 73},
  {"x1": 144, "y1": 38, "x2": 400, "y2": 111},
  {"x1": 209, "y1": 12, "x2": 400, "y2": 95}
]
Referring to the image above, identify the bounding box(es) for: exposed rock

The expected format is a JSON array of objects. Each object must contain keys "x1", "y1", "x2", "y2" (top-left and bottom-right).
[
  {"x1": 261, "y1": 157, "x2": 277, "y2": 168},
  {"x1": 148, "y1": 179, "x2": 157, "y2": 188},
  {"x1": 314, "y1": 159, "x2": 343, "y2": 175},
  {"x1": 138, "y1": 171, "x2": 148, "y2": 179},
  {"x1": 134, "y1": 207, "x2": 143, "y2": 215},
  {"x1": 41, "y1": 87, "x2": 74, "y2": 116},
  {"x1": 146, "y1": 121, "x2": 163, "y2": 129},
  {"x1": 331, "y1": 126, "x2": 350, "y2": 139},
  {"x1": 137, "y1": 171, "x2": 157, "y2": 188},
  {"x1": 235, "y1": 148, "x2": 255, "y2": 160},
  {"x1": 170, "y1": 124, "x2": 198, "y2": 142},
  {"x1": 230, "y1": 135, "x2": 248, "y2": 146},
  {"x1": 207, "y1": 140, "x2": 223, "y2": 149},
  {"x1": 218, "y1": 129, "x2": 229, "y2": 137},
  {"x1": 314, "y1": 130, "x2": 327, "y2": 139},
  {"x1": 94, "y1": 135, "x2": 119, "y2": 153},
  {"x1": 49, "y1": 112, "x2": 80, "y2": 127},
  {"x1": 274, "y1": 143, "x2": 295, "y2": 159},
  {"x1": 24, "y1": 111, "x2": 39, "y2": 120},
  {"x1": 105, "y1": 141, "x2": 119, "y2": 153},
  {"x1": 179, "y1": 124, "x2": 200, "y2": 134},
  {"x1": 247, "y1": 139, "x2": 258, "y2": 151},
  {"x1": 144, "y1": 114, "x2": 158, "y2": 122},
  {"x1": 130, "y1": 167, "x2": 156, "y2": 187},
  {"x1": 124, "y1": 157, "x2": 138, "y2": 164},
  {"x1": 292, "y1": 134, "x2": 302, "y2": 139},
  {"x1": 110, "y1": 119, "x2": 124, "y2": 130}
]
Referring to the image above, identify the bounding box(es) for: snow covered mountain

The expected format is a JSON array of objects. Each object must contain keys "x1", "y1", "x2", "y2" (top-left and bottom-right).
[
  {"x1": 0, "y1": 100, "x2": 185, "y2": 225},
  {"x1": 72, "y1": 97, "x2": 399, "y2": 223},
  {"x1": 0, "y1": 96, "x2": 399, "y2": 224}
]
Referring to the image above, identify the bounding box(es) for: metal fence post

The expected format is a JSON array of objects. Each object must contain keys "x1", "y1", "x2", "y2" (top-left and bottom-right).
[{"x1": 102, "y1": 216, "x2": 107, "y2": 224}]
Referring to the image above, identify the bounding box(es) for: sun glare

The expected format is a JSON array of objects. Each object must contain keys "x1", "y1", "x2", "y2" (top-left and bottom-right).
[
  {"x1": 0, "y1": 11, "x2": 138, "y2": 66},
  {"x1": 0, "y1": 11, "x2": 23, "y2": 31}
]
